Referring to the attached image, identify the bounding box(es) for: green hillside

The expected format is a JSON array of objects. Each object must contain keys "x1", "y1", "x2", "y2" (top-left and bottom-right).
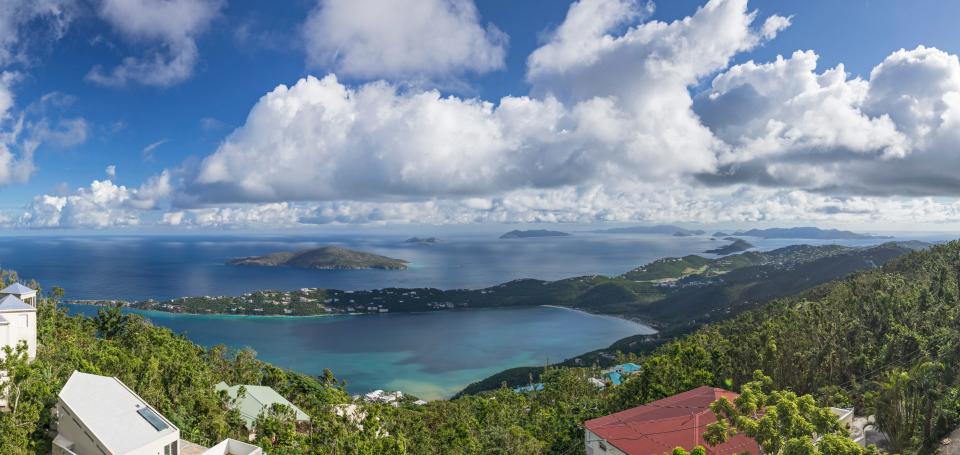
[{"x1": 6, "y1": 241, "x2": 958, "y2": 454}]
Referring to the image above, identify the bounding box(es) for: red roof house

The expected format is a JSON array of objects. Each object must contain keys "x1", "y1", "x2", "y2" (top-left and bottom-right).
[{"x1": 583, "y1": 386, "x2": 761, "y2": 455}]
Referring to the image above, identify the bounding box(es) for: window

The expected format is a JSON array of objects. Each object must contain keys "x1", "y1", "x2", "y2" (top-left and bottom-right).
[
  {"x1": 164, "y1": 441, "x2": 178, "y2": 455},
  {"x1": 137, "y1": 407, "x2": 170, "y2": 431}
]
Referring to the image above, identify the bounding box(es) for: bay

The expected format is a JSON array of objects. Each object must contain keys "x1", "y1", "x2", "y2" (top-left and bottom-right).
[{"x1": 64, "y1": 303, "x2": 653, "y2": 399}]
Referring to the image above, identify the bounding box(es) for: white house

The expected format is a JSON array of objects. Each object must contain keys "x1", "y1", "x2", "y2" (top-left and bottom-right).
[
  {"x1": 53, "y1": 371, "x2": 181, "y2": 455},
  {"x1": 0, "y1": 294, "x2": 37, "y2": 360},
  {"x1": 1, "y1": 283, "x2": 38, "y2": 307}
]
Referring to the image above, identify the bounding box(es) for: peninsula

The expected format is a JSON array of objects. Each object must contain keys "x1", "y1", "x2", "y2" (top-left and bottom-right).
[
  {"x1": 703, "y1": 238, "x2": 753, "y2": 255},
  {"x1": 731, "y1": 227, "x2": 892, "y2": 240},
  {"x1": 226, "y1": 246, "x2": 409, "y2": 270}
]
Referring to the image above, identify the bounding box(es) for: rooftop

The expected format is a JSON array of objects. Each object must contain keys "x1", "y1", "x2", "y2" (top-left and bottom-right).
[
  {"x1": 215, "y1": 382, "x2": 310, "y2": 426},
  {"x1": 59, "y1": 371, "x2": 179, "y2": 454},
  {"x1": 584, "y1": 385, "x2": 761, "y2": 455},
  {"x1": 0, "y1": 295, "x2": 35, "y2": 312},
  {"x1": 1, "y1": 283, "x2": 36, "y2": 295}
]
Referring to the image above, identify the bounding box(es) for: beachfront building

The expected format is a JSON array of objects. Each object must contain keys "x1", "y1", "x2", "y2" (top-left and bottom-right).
[
  {"x1": 216, "y1": 381, "x2": 311, "y2": 429},
  {"x1": 53, "y1": 371, "x2": 181, "y2": 455},
  {"x1": 584, "y1": 386, "x2": 761, "y2": 455},
  {"x1": 1, "y1": 282, "x2": 38, "y2": 306}
]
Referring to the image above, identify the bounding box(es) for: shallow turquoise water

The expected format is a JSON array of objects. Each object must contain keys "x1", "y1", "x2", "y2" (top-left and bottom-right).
[{"x1": 66, "y1": 304, "x2": 654, "y2": 399}]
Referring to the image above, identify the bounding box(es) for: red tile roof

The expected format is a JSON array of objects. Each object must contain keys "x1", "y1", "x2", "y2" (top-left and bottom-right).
[{"x1": 584, "y1": 386, "x2": 761, "y2": 455}]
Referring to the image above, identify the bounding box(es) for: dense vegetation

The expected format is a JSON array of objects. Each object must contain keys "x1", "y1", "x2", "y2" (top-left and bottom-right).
[{"x1": 4, "y1": 240, "x2": 960, "y2": 454}]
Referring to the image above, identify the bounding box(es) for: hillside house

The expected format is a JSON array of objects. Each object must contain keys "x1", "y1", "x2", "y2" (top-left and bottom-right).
[
  {"x1": 1, "y1": 283, "x2": 38, "y2": 306},
  {"x1": 0, "y1": 294, "x2": 36, "y2": 360},
  {"x1": 54, "y1": 371, "x2": 263, "y2": 455},
  {"x1": 216, "y1": 381, "x2": 310, "y2": 429},
  {"x1": 53, "y1": 371, "x2": 181, "y2": 455},
  {"x1": 584, "y1": 386, "x2": 761, "y2": 455}
]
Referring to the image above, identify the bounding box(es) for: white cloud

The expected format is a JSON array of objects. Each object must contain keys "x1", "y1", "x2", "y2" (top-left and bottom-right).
[
  {"x1": 142, "y1": 138, "x2": 168, "y2": 161},
  {"x1": 303, "y1": 0, "x2": 507, "y2": 83},
  {"x1": 0, "y1": 73, "x2": 87, "y2": 186},
  {"x1": 19, "y1": 170, "x2": 171, "y2": 228},
  {"x1": 695, "y1": 45, "x2": 960, "y2": 196},
  {"x1": 187, "y1": 0, "x2": 783, "y2": 207},
  {"x1": 87, "y1": 0, "x2": 223, "y2": 87},
  {"x1": 0, "y1": 0, "x2": 76, "y2": 66}
]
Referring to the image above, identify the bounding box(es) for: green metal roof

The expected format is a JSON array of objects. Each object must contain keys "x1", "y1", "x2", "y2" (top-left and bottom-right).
[{"x1": 215, "y1": 382, "x2": 310, "y2": 427}]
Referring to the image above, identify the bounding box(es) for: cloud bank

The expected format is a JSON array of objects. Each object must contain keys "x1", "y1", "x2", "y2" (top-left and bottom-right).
[{"x1": 14, "y1": 0, "x2": 960, "y2": 228}]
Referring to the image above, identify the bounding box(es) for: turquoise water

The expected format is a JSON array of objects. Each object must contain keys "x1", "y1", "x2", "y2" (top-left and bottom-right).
[{"x1": 66, "y1": 304, "x2": 653, "y2": 399}]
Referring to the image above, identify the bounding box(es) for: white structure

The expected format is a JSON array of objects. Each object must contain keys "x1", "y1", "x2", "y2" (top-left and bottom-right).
[
  {"x1": 199, "y1": 439, "x2": 262, "y2": 455},
  {"x1": 0, "y1": 294, "x2": 37, "y2": 360},
  {"x1": 1, "y1": 283, "x2": 38, "y2": 307},
  {"x1": 54, "y1": 371, "x2": 180, "y2": 455},
  {"x1": 362, "y1": 389, "x2": 404, "y2": 405}
]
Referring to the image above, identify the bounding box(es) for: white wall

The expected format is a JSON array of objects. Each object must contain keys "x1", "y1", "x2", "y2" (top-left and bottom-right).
[
  {"x1": 0, "y1": 310, "x2": 36, "y2": 360},
  {"x1": 585, "y1": 429, "x2": 628, "y2": 455}
]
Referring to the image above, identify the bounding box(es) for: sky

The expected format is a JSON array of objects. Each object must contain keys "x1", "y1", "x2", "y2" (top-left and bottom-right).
[{"x1": 3, "y1": 0, "x2": 960, "y2": 231}]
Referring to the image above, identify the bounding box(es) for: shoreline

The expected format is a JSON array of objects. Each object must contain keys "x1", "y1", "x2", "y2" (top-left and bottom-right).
[
  {"x1": 66, "y1": 300, "x2": 664, "y2": 334},
  {"x1": 540, "y1": 305, "x2": 661, "y2": 333}
]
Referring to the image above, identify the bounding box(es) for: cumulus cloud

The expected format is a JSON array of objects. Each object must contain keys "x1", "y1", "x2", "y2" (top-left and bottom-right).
[
  {"x1": 186, "y1": 0, "x2": 782, "y2": 207},
  {"x1": 303, "y1": 0, "x2": 507, "y2": 83},
  {"x1": 19, "y1": 170, "x2": 171, "y2": 228},
  {"x1": 696, "y1": 45, "x2": 960, "y2": 196},
  {"x1": 87, "y1": 0, "x2": 223, "y2": 87}
]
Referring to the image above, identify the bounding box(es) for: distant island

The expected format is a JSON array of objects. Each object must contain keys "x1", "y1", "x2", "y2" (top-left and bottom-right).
[
  {"x1": 500, "y1": 229, "x2": 571, "y2": 239},
  {"x1": 704, "y1": 238, "x2": 753, "y2": 255},
  {"x1": 404, "y1": 237, "x2": 440, "y2": 245},
  {"x1": 594, "y1": 225, "x2": 705, "y2": 236},
  {"x1": 227, "y1": 246, "x2": 409, "y2": 270},
  {"x1": 713, "y1": 232, "x2": 731, "y2": 237},
  {"x1": 731, "y1": 227, "x2": 892, "y2": 240}
]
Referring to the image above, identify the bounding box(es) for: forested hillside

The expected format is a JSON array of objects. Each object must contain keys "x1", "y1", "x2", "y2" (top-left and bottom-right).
[{"x1": 3, "y1": 241, "x2": 960, "y2": 454}]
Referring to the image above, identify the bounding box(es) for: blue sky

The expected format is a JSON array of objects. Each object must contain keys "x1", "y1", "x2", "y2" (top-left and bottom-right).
[{"x1": 3, "y1": 0, "x2": 960, "y2": 229}]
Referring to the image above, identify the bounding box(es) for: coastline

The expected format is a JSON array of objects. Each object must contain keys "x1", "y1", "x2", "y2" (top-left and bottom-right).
[
  {"x1": 67, "y1": 299, "x2": 664, "y2": 332},
  {"x1": 540, "y1": 305, "x2": 660, "y2": 333}
]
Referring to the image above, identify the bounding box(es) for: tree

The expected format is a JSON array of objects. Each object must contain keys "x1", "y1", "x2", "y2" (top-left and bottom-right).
[
  {"x1": 870, "y1": 361, "x2": 955, "y2": 454},
  {"x1": 704, "y1": 371, "x2": 874, "y2": 455},
  {"x1": 94, "y1": 303, "x2": 128, "y2": 338}
]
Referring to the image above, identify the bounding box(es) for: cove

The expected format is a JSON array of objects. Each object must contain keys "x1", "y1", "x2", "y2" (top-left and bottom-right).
[{"x1": 65, "y1": 304, "x2": 654, "y2": 399}]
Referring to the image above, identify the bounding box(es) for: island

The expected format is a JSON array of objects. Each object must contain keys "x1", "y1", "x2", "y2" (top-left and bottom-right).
[
  {"x1": 404, "y1": 237, "x2": 440, "y2": 245},
  {"x1": 226, "y1": 246, "x2": 409, "y2": 270},
  {"x1": 703, "y1": 238, "x2": 753, "y2": 255},
  {"x1": 500, "y1": 229, "x2": 571, "y2": 239},
  {"x1": 594, "y1": 225, "x2": 705, "y2": 236},
  {"x1": 731, "y1": 227, "x2": 892, "y2": 240}
]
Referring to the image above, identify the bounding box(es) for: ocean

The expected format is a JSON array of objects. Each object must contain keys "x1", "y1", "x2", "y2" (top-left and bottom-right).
[{"x1": 3, "y1": 230, "x2": 912, "y2": 398}]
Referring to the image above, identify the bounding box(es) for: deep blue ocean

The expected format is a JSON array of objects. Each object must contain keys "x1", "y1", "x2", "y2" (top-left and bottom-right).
[{"x1": 0, "y1": 229, "x2": 932, "y2": 398}]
